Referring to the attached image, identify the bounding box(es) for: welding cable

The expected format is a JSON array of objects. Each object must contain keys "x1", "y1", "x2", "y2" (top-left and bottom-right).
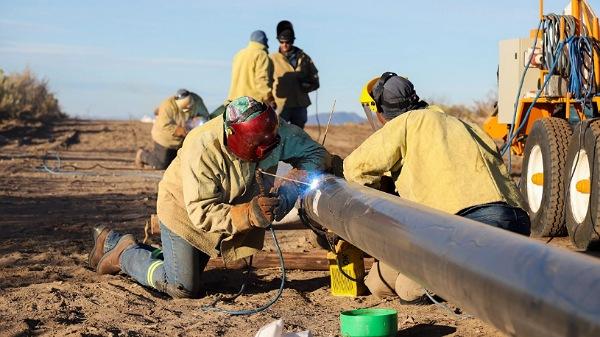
[
  {"x1": 297, "y1": 198, "x2": 330, "y2": 238},
  {"x1": 503, "y1": 15, "x2": 576, "y2": 156},
  {"x1": 542, "y1": 14, "x2": 576, "y2": 77},
  {"x1": 502, "y1": 38, "x2": 570, "y2": 157},
  {"x1": 315, "y1": 90, "x2": 321, "y2": 141},
  {"x1": 502, "y1": 18, "x2": 544, "y2": 157},
  {"x1": 502, "y1": 39, "x2": 568, "y2": 155},
  {"x1": 204, "y1": 257, "x2": 253, "y2": 308},
  {"x1": 298, "y1": 199, "x2": 365, "y2": 284},
  {"x1": 569, "y1": 36, "x2": 596, "y2": 99},
  {"x1": 423, "y1": 289, "x2": 472, "y2": 320},
  {"x1": 201, "y1": 225, "x2": 286, "y2": 315},
  {"x1": 38, "y1": 152, "x2": 163, "y2": 179},
  {"x1": 569, "y1": 38, "x2": 582, "y2": 97}
]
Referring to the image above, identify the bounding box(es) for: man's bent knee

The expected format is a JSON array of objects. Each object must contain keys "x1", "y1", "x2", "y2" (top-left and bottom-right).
[
  {"x1": 365, "y1": 261, "x2": 399, "y2": 299},
  {"x1": 365, "y1": 261, "x2": 425, "y2": 302},
  {"x1": 394, "y1": 273, "x2": 425, "y2": 302}
]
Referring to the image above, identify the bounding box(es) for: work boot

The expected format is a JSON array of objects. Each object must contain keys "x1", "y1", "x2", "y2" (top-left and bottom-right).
[
  {"x1": 88, "y1": 226, "x2": 111, "y2": 270},
  {"x1": 134, "y1": 148, "x2": 145, "y2": 168},
  {"x1": 96, "y1": 233, "x2": 137, "y2": 275}
]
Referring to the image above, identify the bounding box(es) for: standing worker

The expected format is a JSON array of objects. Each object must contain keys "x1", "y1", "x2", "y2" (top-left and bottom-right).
[
  {"x1": 91, "y1": 96, "x2": 329, "y2": 298},
  {"x1": 270, "y1": 20, "x2": 319, "y2": 129},
  {"x1": 227, "y1": 30, "x2": 276, "y2": 109},
  {"x1": 344, "y1": 72, "x2": 530, "y2": 303},
  {"x1": 135, "y1": 89, "x2": 208, "y2": 169}
]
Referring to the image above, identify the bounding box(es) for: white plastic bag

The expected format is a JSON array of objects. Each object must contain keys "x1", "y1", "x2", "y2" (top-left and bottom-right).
[{"x1": 254, "y1": 319, "x2": 312, "y2": 337}]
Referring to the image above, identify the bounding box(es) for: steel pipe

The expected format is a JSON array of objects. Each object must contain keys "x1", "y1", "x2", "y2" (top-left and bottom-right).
[{"x1": 303, "y1": 175, "x2": 600, "y2": 337}]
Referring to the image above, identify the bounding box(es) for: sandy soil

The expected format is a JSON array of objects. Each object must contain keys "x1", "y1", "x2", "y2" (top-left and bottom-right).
[{"x1": 0, "y1": 118, "x2": 582, "y2": 337}]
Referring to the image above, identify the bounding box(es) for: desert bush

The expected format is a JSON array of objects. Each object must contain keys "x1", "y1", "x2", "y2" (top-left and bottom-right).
[
  {"x1": 0, "y1": 68, "x2": 65, "y2": 122},
  {"x1": 428, "y1": 91, "x2": 497, "y2": 125}
]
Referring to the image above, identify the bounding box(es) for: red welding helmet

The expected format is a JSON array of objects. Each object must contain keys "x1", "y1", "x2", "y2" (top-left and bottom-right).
[{"x1": 225, "y1": 101, "x2": 280, "y2": 162}]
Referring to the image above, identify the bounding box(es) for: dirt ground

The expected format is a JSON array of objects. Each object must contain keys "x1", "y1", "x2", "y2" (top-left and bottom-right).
[{"x1": 0, "y1": 118, "x2": 584, "y2": 337}]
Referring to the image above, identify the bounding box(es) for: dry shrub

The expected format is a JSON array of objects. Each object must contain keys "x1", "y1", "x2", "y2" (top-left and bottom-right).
[
  {"x1": 0, "y1": 68, "x2": 65, "y2": 122},
  {"x1": 428, "y1": 91, "x2": 497, "y2": 125}
]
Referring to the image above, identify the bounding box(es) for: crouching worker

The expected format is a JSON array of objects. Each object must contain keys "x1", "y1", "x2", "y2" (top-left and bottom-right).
[
  {"x1": 91, "y1": 96, "x2": 329, "y2": 298},
  {"x1": 345, "y1": 72, "x2": 530, "y2": 303},
  {"x1": 135, "y1": 89, "x2": 209, "y2": 169}
]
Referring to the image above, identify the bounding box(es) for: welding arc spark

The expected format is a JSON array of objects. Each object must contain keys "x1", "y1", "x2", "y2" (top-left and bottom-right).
[{"x1": 257, "y1": 169, "x2": 321, "y2": 190}]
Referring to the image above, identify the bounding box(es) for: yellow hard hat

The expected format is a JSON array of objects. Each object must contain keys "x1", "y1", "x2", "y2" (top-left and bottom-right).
[
  {"x1": 360, "y1": 76, "x2": 384, "y2": 131},
  {"x1": 360, "y1": 77, "x2": 380, "y2": 113}
]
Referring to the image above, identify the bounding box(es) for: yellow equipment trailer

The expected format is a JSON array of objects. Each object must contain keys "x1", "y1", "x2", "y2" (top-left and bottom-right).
[{"x1": 485, "y1": 0, "x2": 600, "y2": 249}]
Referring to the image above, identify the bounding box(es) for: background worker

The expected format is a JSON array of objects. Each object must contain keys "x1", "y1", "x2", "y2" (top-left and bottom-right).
[
  {"x1": 344, "y1": 72, "x2": 530, "y2": 303},
  {"x1": 270, "y1": 20, "x2": 319, "y2": 129},
  {"x1": 90, "y1": 96, "x2": 329, "y2": 299},
  {"x1": 135, "y1": 89, "x2": 208, "y2": 169},
  {"x1": 227, "y1": 30, "x2": 276, "y2": 109}
]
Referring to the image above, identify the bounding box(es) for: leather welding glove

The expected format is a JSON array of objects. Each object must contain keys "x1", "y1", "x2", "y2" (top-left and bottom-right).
[
  {"x1": 231, "y1": 195, "x2": 279, "y2": 233},
  {"x1": 272, "y1": 169, "x2": 308, "y2": 221},
  {"x1": 327, "y1": 154, "x2": 344, "y2": 178}
]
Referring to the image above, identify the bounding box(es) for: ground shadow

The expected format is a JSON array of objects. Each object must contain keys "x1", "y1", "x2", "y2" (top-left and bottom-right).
[
  {"x1": 0, "y1": 190, "x2": 154, "y2": 289},
  {"x1": 201, "y1": 268, "x2": 329, "y2": 295},
  {"x1": 397, "y1": 324, "x2": 457, "y2": 337}
]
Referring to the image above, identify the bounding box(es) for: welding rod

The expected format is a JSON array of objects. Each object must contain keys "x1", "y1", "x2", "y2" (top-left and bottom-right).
[{"x1": 257, "y1": 169, "x2": 312, "y2": 187}]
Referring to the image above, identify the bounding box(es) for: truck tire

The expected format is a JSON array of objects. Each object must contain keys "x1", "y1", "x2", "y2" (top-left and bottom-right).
[
  {"x1": 565, "y1": 120, "x2": 600, "y2": 250},
  {"x1": 520, "y1": 117, "x2": 572, "y2": 237}
]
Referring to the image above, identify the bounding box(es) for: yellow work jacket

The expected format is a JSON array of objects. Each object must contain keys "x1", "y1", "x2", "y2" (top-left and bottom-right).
[
  {"x1": 227, "y1": 41, "x2": 274, "y2": 104},
  {"x1": 151, "y1": 93, "x2": 208, "y2": 149},
  {"x1": 270, "y1": 47, "x2": 319, "y2": 110},
  {"x1": 157, "y1": 115, "x2": 328, "y2": 262},
  {"x1": 343, "y1": 106, "x2": 525, "y2": 215}
]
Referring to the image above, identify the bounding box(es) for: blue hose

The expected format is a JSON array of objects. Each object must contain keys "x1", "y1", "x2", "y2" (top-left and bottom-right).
[
  {"x1": 201, "y1": 225, "x2": 286, "y2": 315},
  {"x1": 502, "y1": 38, "x2": 571, "y2": 156},
  {"x1": 502, "y1": 19, "x2": 544, "y2": 156}
]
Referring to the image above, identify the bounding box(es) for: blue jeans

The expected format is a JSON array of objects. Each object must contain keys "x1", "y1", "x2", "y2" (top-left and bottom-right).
[
  {"x1": 457, "y1": 202, "x2": 531, "y2": 236},
  {"x1": 119, "y1": 223, "x2": 210, "y2": 298},
  {"x1": 279, "y1": 106, "x2": 308, "y2": 129}
]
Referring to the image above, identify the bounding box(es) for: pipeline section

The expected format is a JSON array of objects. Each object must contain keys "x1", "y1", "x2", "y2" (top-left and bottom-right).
[{"x1": 303, "y1": 175, "x2": 600, "y2": 337}]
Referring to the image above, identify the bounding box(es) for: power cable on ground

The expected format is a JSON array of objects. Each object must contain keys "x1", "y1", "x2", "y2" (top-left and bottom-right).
[{"x1": 201, "y1": 225, "x2": 286, "y2": 315}]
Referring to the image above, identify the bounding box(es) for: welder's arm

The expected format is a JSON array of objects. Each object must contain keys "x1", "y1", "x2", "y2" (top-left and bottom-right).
[
  {"x1": 260, "y1": 122, "x2": 328, "y2": 220},
  {"x1": 156, "y1": 105, "x2": 180, "y2": 138},
  {"x1": 278, "y1": 122, "x2": 329, "y2": 172},
  {"x1": 343, "y1": 122, "x2": 406, "y2": 190},
  {"x1": 271, "y1": 169, "x2": 307, "y2": 221},
  {"x1": 181, "y1": 149, "x2": 273, "y2": 235}
]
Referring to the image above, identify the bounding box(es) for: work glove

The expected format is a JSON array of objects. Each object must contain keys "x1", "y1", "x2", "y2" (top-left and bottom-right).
[
  {"x1": 230, "y1": 195, "x2": 279, "y2": 234},
  {"x1": 249, "y1": 195, "x2": 279, "y2": 228},
  {"x1": 173, "y1": 126, "x2": 187, "y2": 138},
  {"x1": 272, "y1": 169, "x2": 308, "y2": 221},
  {"x1": 327, "y1": 154, "x2": 344, "y2": 178}
]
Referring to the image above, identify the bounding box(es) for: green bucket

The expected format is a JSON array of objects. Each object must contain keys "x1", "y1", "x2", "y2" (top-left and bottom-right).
[{"x1": 340, "y1": 308, "x2": 398, "y2": 337}]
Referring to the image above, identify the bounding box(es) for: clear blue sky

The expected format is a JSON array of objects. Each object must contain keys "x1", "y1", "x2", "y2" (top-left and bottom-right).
[{"x1": 0, "y1": 0, "x2": 571, "y2": 119}]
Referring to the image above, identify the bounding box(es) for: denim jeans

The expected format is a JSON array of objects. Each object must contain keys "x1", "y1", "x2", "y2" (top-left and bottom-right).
[
  {"x1": 140, "y1": 141, "x2": 178, "y2": 169},
  {"x1": 119, "y1": 223, "x2": 210, "y2": 298},
  {"x1": 457, "y1": 202, "x2": 531, "y2": 236},
  {"x1": 279, "y1": 106, "x2": 308, "y2": 129}
]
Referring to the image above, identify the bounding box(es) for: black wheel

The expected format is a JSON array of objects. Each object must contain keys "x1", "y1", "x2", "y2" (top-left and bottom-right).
[
  {"x1": 565, "y1": 120, "x2": 600, "y2": 250},
  {"x1": 520, "y1": 117, "x2": 572, "y2": 236}
]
